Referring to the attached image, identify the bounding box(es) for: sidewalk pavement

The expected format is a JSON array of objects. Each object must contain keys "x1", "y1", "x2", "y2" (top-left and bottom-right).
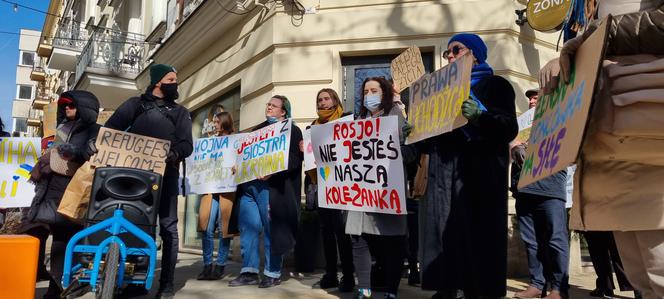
[{"x1": 35, "y1": 252, "x2": 637, "y2": 299}]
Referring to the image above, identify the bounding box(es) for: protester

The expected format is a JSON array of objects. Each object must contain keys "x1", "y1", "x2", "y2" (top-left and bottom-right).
[
  {"x1": 408, "y1": 34, "x2": 517, "y2": 299},
  {"x1": 196, "y1": 112, "x2": 239, "y2": 281},
  {"x1": 539, "y1": 3, "x2": 664, "y2": 299},
  {"x1": 510, "y1": 89, "x2": 569, "y2": 299},
  {"x1": 103, "y1": 64, "x2": 193, "y2": 299},
  {"x1": 304, "y1": 88, "x2": 356, "y2": 292},
  {"x1": 347, "y1": 77, "x2": 408, "y2": 299},
  {"x1": 583, "y1": 231, "x2": 635, "y2": 297},
  {"x1": 23, "y1": 90, "x2": 100, "y2": 299},
  {"x1": 229, "y1": 95, "x2": 303, "y2": 289}
]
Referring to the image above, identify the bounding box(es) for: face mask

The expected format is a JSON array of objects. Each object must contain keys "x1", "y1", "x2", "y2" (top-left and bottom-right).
[
  {"x1": 159, "y1": 82, "x2": 179, "y2": 101},
  {"x1": 364, "y1": 94, "x2": 382, "y2": 112},
  {"x1": 266, "y1": 116, "x2": 279, "y2": 124}
]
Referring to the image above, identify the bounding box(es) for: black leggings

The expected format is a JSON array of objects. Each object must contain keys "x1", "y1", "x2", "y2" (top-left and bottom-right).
[
  {"x1": 45, "y1": 224, "x2": 82, "y2": 297},
  {"x1": 352, "y1": 234, "x2": 406, "y2": 294}
]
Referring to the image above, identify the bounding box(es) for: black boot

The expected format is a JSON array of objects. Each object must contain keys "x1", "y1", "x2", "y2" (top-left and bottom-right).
[
  {"x1": 229, "y1": 272, "x2": 259, "y2": 287},
  {"x1": 156, "y1": 282, "x2": 175, "y2": 299},
  {"x1": 197, "y1": 264, "x2": 213, "y2": 280},
  {"x1": 339, "y1": 275, "x2": 356, "y2": 292},
  {"x1": 211, "y1": 264, "x2": 225, "y2": 280},
  {"x1": 317, "y1": 273, "x2": 339, "y2": 289}
]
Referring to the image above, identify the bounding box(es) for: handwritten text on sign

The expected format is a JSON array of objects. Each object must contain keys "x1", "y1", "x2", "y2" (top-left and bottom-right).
[
  {"x1": 311, "y1": 116, "x2": 406, "y2": 215},
  {"x1": 235, "y1": 119, "x2": 292, "y2": 184},
  {"x1": 391, "y1": 46, "x2": 426, "y2": 92},
  {"x1": 303, "y1": 115, "x2": 354, "y2": 171},
  {"x1": 0, "y1": 137, "x2": 41, "y2": 208},
  {"x1": 91, "y1": 127, "x2": 171, "y2": 175},
  {"x1": 518, "y1": 17, "x2": 609, "y2": 188},
  {"x1": 406, "y1": 53, "x2": 472, "y2": 144},
  {"x1": 185, "y1": 134, "x2": 243, "y2": 194}
]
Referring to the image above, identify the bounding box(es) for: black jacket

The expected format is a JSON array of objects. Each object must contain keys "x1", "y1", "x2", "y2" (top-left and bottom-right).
[{"x1": 104, "y1": 91, "x2": 193, "y2": 177}]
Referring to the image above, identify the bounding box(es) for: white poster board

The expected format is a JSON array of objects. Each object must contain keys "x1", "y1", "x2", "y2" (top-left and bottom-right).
[
  {"x1": 184, "y1": 134, "x2": 244, "y2": 194},
  {"x1": 303, "y1": 115, "x2": 353, "y2": 171},
  {"x1": 0, "y1": 137, "x2": 41, "y2": 208},
  {"x1": 234, "y1": 119, "x2": 292, "y2": 184}
]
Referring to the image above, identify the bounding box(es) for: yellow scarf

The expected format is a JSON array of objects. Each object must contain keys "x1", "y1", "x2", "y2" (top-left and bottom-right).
[{"x1": 313, "y1": 105, "x2": 344, "y2": 125}]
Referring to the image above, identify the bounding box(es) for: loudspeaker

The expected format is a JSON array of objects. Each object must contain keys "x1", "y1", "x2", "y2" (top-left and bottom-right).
[{"x1": 84, "y1": 167, "x2": 162, "y2": 248}]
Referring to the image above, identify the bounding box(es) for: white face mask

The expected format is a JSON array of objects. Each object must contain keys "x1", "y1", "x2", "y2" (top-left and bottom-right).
[{"x1": 364, "y1": 94, "x2": 382, "y2": 112}]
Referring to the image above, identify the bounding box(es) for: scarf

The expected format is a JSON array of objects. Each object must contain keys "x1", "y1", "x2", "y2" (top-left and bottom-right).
[{"x1": 313, "y1": 105, "x2": 344, "y2": 125}]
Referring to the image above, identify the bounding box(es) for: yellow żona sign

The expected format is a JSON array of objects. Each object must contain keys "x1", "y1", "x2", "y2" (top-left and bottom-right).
[
  {"x1": 405, "y1": 53, "x2": 472, "y2": 145},
  {"x1": 526, "y1": 0, "x2": 572, "y2": 32}
]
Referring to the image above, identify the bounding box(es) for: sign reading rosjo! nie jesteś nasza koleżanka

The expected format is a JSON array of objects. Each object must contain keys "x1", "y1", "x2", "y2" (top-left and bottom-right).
[
  {"x1": 406, "y1": 53, "x2": 472, "y2": 144},
  {"x1": 91, "y1": 127, "x2": 171, "y2": 176},
  {"x1": 185, "y1": 134, "x2": 242, "y2": 194},
  {"x1": 311, "y1": 116, "x2": 406, "y2": 215},
  {"x1": 518, "y1": 17, "x2": 610, "y2": 188},
  {"x1": 0, "y1": 137, "x2": 41, "y2": 208},
  {"x1": 234, "y1": 119, "x2": 292, "y2": 184}
]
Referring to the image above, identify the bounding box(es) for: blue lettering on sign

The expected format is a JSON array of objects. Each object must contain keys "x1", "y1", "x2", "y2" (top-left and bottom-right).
[{"x1": 530, "y1": 80, "x2": 585, "y2": 144}]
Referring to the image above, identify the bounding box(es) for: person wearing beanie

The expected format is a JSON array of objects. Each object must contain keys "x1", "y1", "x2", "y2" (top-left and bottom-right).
[
  {"x1": 405, "y1": 33, "x2": 518, "y2": 299},
  {"x1": 102, "y1": 63, "x2": 193, "y2": 299},
  {"x1": 229, "y1": 95, "x2": 303, "y2": 289}
]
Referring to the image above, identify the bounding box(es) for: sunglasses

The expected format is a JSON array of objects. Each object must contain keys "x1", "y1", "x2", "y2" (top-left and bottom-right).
[{"x1": 443, "y1": 45, "x2": 466, "y2": 60}]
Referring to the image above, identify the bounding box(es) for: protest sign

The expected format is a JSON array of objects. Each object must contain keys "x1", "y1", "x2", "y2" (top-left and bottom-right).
[
  {"x1": 234, "y1": 119, "x2": 292, "y2": 184},
  {"x1": 406, "y1": 53, "x2": 473, "y2": 144},
  {"x1": 185, "y1": 134, "x2": 243, "y2": 194},
  {"x1": 0, "y1": 137, "x2": 41, "y2": 208},
  {"x1": 96, "y1": 110, "x2": 114, "y2": 126},
  {"x1": 515, "y1": 108, "x2": 536, "y2": 142},
  {"x1": 90, "y1": 127, "x2": 171, "y2": 176},
  {"x1": 43, "y1": 102, "x2": 57, "y2": 137},
  {"x1": 391, "y1": 46, "x2": 426, "y2": 92},
  {"x1": 518, "y1": 17, "x2": 610, "y2": 188},
  {"x1": 311, "y1": 116, "x2": 406, "y2": 215},
  {"x1": 303, "y1": 115, "x2": 354, "y2": 171}
]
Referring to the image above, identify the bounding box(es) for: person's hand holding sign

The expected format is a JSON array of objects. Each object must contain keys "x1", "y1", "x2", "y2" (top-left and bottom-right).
[{"x1": 461, "y1": 99, "x2": 482, "y2": 123}]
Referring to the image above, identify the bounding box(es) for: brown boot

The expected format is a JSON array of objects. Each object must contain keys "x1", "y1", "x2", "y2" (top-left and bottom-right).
[
  {"x1": 543, "y1": 290, "x2": 562, "y2": 299},
  {"x1": 514, "y1": 286, "x2": 543, "y2": 298}
]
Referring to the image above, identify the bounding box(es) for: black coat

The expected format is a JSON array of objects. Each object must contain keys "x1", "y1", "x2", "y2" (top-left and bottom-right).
[
  {"x1": 25, "y1": 90, "x2": 101, "y2": 227},
  {"x1": 242, "y1": 120, "x2": 304, "y2": 256},
  {"x1": 414, "y1": 76, "x2": 517, "y2": 296}
]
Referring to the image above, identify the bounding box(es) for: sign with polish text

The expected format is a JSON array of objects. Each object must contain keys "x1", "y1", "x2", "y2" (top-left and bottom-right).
[
  {"x1": 311, "y1": 116, "x2": 406, "y2": 215},
  {"x1": 185, "y1": 134, "x2": 243, "y2": 194},
  {"x1": 0, "y1": 137, "x2": 41, "y2": 208},
  {"x1": 391, "y1": 46, "x2": 426, "y2": 92},
  {"x1": 234, "y1": 119, "x2": 292, "y2": 184},
  {"x1": 90, "y1": 127, "x2": 171, "y2": 176},
  {"x1": 303, "y1": 115, "x2": 354, "y2": 171},
  {"x1": 406, "y1": 53, "x2": 472, "y2": 144}
]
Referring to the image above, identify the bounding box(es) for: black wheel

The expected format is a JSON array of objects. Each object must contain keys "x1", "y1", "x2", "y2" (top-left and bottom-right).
[{"x1": 96, "y1": 242, "x2": 119, "y2": 299}]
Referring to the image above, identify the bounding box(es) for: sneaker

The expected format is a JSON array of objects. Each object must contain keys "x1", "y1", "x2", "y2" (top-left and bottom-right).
[
  {"x1": 339, "y1": 275, "x2": 356, "y2": 292},
  {"x1": 211, "y1": 265, "x2": 225, "y2": 280},
  {"x1": 229, "y1": 272, "x2": 259, "y2": 287},
  {"x1": 156, "y1": 283, "x2": 175, "y2": 299},
  {"x1": 197, "y1": 264, "x2": 213, "y2": 280},
  {"x1": 356, "y1": 288, "x2": 372, "y2": 299},
  {"x1": 408, "y1": 269, "x2": 420, "y2": 286},
  {"x1": 514, "y1": 286, "x2": 543, "y2": 298},
  {"x1": 258, "y1": 276, "x2": 281, "y2": 288},
  {"x1": 384, "y1": 293, "x2": 397, "y2": 299},
  {"x1": 317, "y1": 274, "x2": 339, "y2": 289},
  {"x1": 589, "y1": 288, "x2": 614, "y2": 297}
]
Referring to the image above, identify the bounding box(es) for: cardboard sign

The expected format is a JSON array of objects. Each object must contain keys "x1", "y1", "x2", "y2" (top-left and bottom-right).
[
  {"x1": 90, "y1": 127, "x2": 171, "y2": 175},
  {"x1": 185, "y1": 134, "x2": 243, "y2": 194},
  {"x1": 391, "y1": 46, "x2": 426, "y2": 92},
  {"x1": 0, "y1": 137, "x2": 41, "y2": 208},
  {"x1": 43, "y1": 102, "x2": 57, "y2": 137},
  {"x1": 311, "y1": 116, "x2": 406, "y2": 215},
  {"x1": 303, "y1": 115, "x2": 354, "y2": 171},
  {"x1": 234, "y1": 119, "x2": 292, "y2": 184},
  {"x1": 96, "y1": 110, "x2": 114, "y2": 126},
  {"x1": 518, "y1": 17, "x2": 610, "y2": 188},
  {"x1": 406, "y1": 53, "x2": 472, "y2": 144}
]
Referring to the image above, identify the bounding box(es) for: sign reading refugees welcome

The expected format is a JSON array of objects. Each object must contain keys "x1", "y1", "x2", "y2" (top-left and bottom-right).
[
  {"x1": 311, "y1": 116, "x2": 406, "y2": 215},
  {"x1": 91, "y1": 127, "x2": 171, "y2": 176},
  {"x1": 518, "y1": 17, "x2": 610, "y2": 188},
  {"x1": 406, "y1": 53, "x2": 473, "y2": 144},
  {"x1": 391, "y1": 46, "x2": 426, "y2": 92},
  {"x1": 0, "y1": 137, "x2": 41, "y2": 208},
  {"x1": 234, "y1": 119, "x2": 292, "y2": 184},
  {"x1": 185, "y1": 134, "x2": 243, "y2": 194}
]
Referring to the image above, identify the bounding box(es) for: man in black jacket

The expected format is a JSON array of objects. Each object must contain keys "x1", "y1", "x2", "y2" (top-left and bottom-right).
[{"x1": 104, "y1": 64, "x2": 193, "y2": 299}]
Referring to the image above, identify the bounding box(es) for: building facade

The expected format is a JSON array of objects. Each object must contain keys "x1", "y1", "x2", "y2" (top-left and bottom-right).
[
  {"x1": 33, "y1": 0, "x2": 565, "y2": 270},
  {"x1": 11, "y1": 29, "x2": 41, "y2": 136}
]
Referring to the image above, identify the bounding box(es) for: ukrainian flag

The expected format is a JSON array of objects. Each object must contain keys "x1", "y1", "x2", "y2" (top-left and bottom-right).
[{"x1": 15, "y1": 164, "x2": 33, "y2": 179}]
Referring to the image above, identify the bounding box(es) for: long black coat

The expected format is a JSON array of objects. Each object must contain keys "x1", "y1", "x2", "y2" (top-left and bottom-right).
[
  {"x1": 245, "y1": 120, "x2": 304, "y2": 256},
  {"x1": 417, "y1": 75, "x2": 517, "y2": 296}
]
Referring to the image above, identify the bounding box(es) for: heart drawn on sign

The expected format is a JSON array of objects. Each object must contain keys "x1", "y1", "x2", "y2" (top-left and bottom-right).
[
  {"x1": 319, "y1": 166, "x2": 331, "y2": 181},
  {"x1": 12, "y1": 176, "x2": 20, "y2": 181}
]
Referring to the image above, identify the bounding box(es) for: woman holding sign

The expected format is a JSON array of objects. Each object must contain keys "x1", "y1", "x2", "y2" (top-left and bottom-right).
[
  {"x1": 229, "y1": 95, "x2": 303, "y2": 289},
  {"x1": 304, "y1": 88, "x2": 356, "y2": 292},
  {"x1": 196, "y1": 112, "x2": 239, "y2": 280},
  {"x1": 347, "y1": 77, "x2": 409, "y2": 299}
]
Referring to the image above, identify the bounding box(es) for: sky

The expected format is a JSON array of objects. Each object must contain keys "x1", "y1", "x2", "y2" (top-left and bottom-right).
[{"x1": 0, "y1": 0, "x2": 49, "y2": 133}]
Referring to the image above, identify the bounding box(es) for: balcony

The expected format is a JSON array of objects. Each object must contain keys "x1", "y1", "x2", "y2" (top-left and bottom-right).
[
  {"x1": 30, "y1": 59, "x2": 47, "y2": 82},
  {"x1": 165, "y1": 0, "x2": 205, "y2": 40},
  {"x1": 48, "y1": 20, "x2": 90, "y2": 72},
  {"x1": 74, "y1": 28, "x2": 147, "y2": 109}
]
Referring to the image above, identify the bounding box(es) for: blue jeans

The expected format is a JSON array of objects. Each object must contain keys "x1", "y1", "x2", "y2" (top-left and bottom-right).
[
  {"x1": 516, "y1": 193, "x2": 569, "y2": 293},
  {"x1": 238, "y1": 180, "x2": 283, "y2": 278},
  {"x1": 202, "y1": 194, "x2": 231, "y2": 266}
]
